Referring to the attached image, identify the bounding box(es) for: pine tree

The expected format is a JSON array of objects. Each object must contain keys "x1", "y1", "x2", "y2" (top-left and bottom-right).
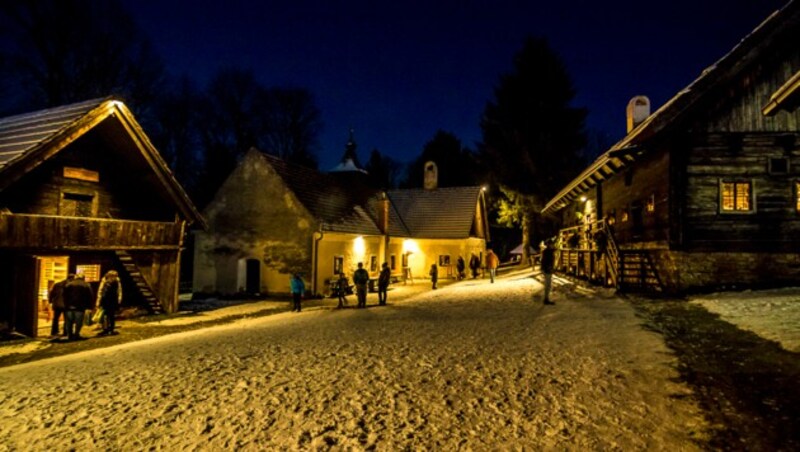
[{"x1": 480, "y1": 37, "x2": 587, "y2": 262}]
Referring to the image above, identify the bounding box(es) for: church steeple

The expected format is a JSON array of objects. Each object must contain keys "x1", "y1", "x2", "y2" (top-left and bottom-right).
[{"x1": 330, "y1": 128, "x2": 366, "y2": 173}]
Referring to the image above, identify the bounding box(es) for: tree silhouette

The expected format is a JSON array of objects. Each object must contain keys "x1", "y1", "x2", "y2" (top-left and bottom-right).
[
  {"x1": 403, "y1": 130, "x2": 480, "y2": 188},
  {"x1": 364, "y1": 149, "x2": 402, "y2": 189},
  {"x1": 0, "y1": 0, "x2": 164, "y2": 120},
  {"x1": 480, "y1": 37, "x2": 587, "y2": 261}
]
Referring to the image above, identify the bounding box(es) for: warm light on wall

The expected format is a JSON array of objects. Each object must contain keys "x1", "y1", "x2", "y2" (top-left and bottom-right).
[
  {"x1": 402, "y1": 239, "x2": 419, "y2": 254},
  {"x1": 353, "y1": 236, "x2": 366, "y2": 258}
]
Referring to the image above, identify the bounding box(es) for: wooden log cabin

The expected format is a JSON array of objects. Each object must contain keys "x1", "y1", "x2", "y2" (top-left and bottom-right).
[
  {"x1": 0, "y1": 98, "x2": 203, "y2": 337},
  {"x1": 542, "y1": 1, "x2": 800, "y2": 294}
]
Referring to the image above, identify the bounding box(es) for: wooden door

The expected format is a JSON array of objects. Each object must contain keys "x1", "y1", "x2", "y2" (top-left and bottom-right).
[{"x1": 11, "y1": 255, "x2": 39, "y2": 337}]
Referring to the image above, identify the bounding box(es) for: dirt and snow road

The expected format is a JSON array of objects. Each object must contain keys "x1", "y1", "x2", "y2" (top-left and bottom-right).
[{"x1": 0, "y1": 273, "x2": 709, "y2": 450}]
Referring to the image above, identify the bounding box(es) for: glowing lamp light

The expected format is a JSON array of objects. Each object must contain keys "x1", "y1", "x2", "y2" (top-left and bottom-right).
[
  {"x1": 402, "y1": 239, "x2": 419, "y2": 254},
  {"x1": 580, "y1": 196, "x2": 588, "y2": 202},
  {"x1": 353, "y1": 236, "x2": 366, "y2": 257}
]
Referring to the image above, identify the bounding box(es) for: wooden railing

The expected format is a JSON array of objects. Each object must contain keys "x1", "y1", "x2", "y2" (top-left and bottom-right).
[{"x1": 0, "y1": 213, "x2": 183, "y2": 249}]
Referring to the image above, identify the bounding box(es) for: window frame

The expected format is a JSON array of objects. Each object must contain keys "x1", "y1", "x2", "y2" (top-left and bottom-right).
[{"x1": 719, "y1": 179, "x2": 756, "y2": 214}]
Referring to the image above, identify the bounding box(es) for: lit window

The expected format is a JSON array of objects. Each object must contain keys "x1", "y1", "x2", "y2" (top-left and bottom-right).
[
  {"x1": 333, "y1": 256, "x2": 343, "y2": 275},
  {"x1": 646, "y1": 194, "x2": 655, "y2": 213},
  {"x1": 796, "y1": 182, "x2": 800, "y2": 213},
  {"x1": 370, "y1": 255, "x2": 378, "y2": 272},
  {"x1": 621, "y1": 209, "x2": 629, "y2": 222},
  {"x1": 439, "y1": 255, "x2": 451, "y2": 267},
  {"x1": 721, "y1": 181, "x2": 752, "y2": 212},
  {"x1": 76, "y1": 264, "x2": 101, "y2": 282}
]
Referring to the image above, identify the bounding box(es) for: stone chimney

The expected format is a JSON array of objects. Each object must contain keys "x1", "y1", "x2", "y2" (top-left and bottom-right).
[
  {"x1": 424, "y1": 161, "x2": 438, "y2": 190},
  {"x1": 626, "y1": 96, "x2": 651, "y2": 133}
]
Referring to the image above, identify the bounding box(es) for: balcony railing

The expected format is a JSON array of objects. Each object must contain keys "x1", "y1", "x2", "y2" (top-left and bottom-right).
[{"x1": 0, "y1": 213, "x2": 184, "y2": 250}]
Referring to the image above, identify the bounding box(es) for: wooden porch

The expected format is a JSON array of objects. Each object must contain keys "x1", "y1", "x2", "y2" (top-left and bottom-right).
[
  {"x1": 554, "y1": 220, "x2": 663, "y2": 293},
  {"x1": 0, "y1": 213, "x2": 183, "y2": 250}
]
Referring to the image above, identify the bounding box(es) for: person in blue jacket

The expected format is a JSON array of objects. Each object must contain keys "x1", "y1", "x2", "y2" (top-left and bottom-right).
[{"x1": 290, "y1": 273, "x2": 305, "y2": 312}]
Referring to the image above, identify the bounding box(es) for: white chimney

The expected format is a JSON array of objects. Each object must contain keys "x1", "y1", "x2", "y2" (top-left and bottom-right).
[
  {"x1": 424, "y1": 161, "x2": 438, "y2": 190},
  {"x1": 626, "y1": 95, "x2": 651, "y2": 133}
]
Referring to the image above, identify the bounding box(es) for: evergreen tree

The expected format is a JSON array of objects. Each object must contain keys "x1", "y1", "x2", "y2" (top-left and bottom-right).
[
  {"x1": 480, "y1": 37, "x2": 587, "y2": 262},
  {"x1": 364, "y1": 149, "x2": 402, "y2": 189},
  {"x1": 403, "y1": 130, "x2": 480, "y2": 188}
]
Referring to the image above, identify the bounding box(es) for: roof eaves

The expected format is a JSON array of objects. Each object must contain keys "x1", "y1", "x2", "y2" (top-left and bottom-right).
[{"x1": 541, "y1": 2, "x2": 794, "y2": 215}]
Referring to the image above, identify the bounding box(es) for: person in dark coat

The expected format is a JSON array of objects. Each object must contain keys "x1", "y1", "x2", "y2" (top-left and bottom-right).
[
  {"x1": 336, "y1": 272, "x2": 349, "y2": 308},
  {"x1": 429, "y1": 264, "x2": 438, "y2": 290},
  {"x1": 469, "y1": 254, "x2": 480, "y2": 279},
  {"x1": 456, "y1": 256, "x2": 466, "y2": 280},
  {"x1": 290, "y1": 273, "x2": 305, "y2": 312},
  {"x1": 540, "y1": 240, "x2": 556, "y2": 305},
  {"x1": 63, "y1": 273, "x2": 94, "y2": 340},
  {"x1": 353, "y1": 263, "x2": 369, "y2": 308},
  {"x1": 377, "y1": 262, "x2": 391, "y2": 305},
  {"x1": 97, "y1": 270, "x2": 122, "y2": 335},
  {"x1": 48, "y1": 274, "x2": 73, "y2": 336}
]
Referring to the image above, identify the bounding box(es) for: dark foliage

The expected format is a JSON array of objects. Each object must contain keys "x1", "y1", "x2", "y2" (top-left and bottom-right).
[
  {"x1": 0, "y1": 0, "x2": 165, "y2": 123},
  {"x1": 364, "y1": 149, "x2": 402, "y2": 189},
  {"x1": 480, "y1": 36, "x2": 587, "y2": 198},
  {"x1": 403, "y1": 130, "x2": 481, "y2": 188}
]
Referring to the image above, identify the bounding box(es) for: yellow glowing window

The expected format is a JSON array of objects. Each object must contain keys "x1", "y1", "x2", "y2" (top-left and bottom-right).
[
  {"x1": 646, "y1": 194, "x2": 655, "y2": 213},
  {"x1": 796, "y1": 182, "x2": 800, "y2": 212},
  {"x1": 76, "y1": 264, "x2": 101, "y2": 282},
  {"x1": 721, "y1": 181, "x2": 752, "y2": 212}
]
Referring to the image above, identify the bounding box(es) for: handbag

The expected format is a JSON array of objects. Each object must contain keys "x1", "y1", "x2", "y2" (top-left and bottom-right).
[{"x1": 92, "y1": 307, "x2": 104, "y2": 324}]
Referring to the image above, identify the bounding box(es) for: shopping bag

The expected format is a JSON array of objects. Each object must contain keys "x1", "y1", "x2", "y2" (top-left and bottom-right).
[{"x1": 92, "y1": 307, "x2": 104, "y2": 324}]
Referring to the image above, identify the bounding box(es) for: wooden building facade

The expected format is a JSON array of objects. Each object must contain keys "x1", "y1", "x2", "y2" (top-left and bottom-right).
[
  {"x1": 0, "y1": 99, "x2": 203, "y2": 337},
  {"x1": 542, "y1": 1, "x2": 800, "y2": 293},
  {"x1": 193, "y1": 150, "x2": 489, "y2": 297}
]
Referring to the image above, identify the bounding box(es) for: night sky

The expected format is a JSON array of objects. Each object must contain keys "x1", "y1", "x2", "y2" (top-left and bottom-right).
[{"x1": 121, "y1": 0, "x2": 788, "y2": 170}]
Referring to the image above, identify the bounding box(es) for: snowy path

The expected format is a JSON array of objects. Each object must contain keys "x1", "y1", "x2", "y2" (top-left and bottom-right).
[{"x1": 0, "y1": 274, "x2": 708, "y2": 450}]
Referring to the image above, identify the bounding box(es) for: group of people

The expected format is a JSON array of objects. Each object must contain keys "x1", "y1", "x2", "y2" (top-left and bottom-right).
[
  {"x1": 290, "y1": 260, "x2": 394, "y2": 312},
  {"x1": 48, "y1": 270, "x2": 122, "y2": 340},
  {"x1": 288, "y1": 243, "x2": 556, "y2": 311}
]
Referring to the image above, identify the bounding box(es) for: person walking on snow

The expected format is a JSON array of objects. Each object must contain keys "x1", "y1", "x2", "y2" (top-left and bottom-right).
[
  {"x1": 469, "y1": 253, "x2": 480, "y2": 279},
  {"x1": 48, "y1": 273, "x2": 73, "y2": 337},
  {"x1": 456, "y1": 256, "x2": 466, "y2": 280},
  {"x1": 429, "y1": 263, "x2": 438, "y2": 290},
  {"x1": 540, "y1": 240, "x2": 556, "y2": 305},
  {"x1": 96, "y1": 270, "x2": 122, "y2": 335},
  {"x1": 486, "y1": 249, "x2": 499, "y2": 283},
  {"x1": 378, "y1": 262, "x2": 391, "y2": 305},
  {"x1": 63, "y1": 273, "x2": 93, "y2": 340},
  {"x1": 336, "y1": 272, "x2": 349, "y2": 309},
  {"x1": 353, "y1": 262, "x2": 370, "y2": 308},
  {"x1": 290, "y1": 273, "x2": 305, "y2": 312}
]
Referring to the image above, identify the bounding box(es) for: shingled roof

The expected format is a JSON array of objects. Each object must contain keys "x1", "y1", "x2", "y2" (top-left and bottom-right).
[
  {"x1": 254, "y1": 151, "x2": 482, "y2": 239},
  {"x1": 542, "y1": 0, "x2": 800, "y2": 215},
  {"x1": 0, "y1": 98, "x2": 204, "y2": 225},
  {"x1": 387, "y1": 186, "x2": 483, "y2": 239},
  {"x1": 257, "y1": 152, "x2": 386, "y2": 235}
]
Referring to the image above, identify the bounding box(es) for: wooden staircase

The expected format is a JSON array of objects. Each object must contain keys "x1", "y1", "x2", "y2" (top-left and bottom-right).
[
  {"x1": 594, "y1": 222, "x2": 663, "y2": 293},
  {"x1": 617, "y1": 251, "x2": 663, "y2": 293},
  {"x1": 115, "y1": 250, "x2": 164, "y2": 313}
]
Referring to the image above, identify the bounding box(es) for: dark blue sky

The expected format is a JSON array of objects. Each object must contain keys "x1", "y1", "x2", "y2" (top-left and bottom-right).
[{"x1": 122, "y1": 0, "x2": 788, "y2": 170}]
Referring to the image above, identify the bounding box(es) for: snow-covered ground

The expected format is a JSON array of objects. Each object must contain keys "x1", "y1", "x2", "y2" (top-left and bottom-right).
[
  {"x1": 0, "y1": 271, "x2": 710, "y2": 450},
  {"x1": 690, "y1": 287, "x2": 800, "y2": 353}
]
